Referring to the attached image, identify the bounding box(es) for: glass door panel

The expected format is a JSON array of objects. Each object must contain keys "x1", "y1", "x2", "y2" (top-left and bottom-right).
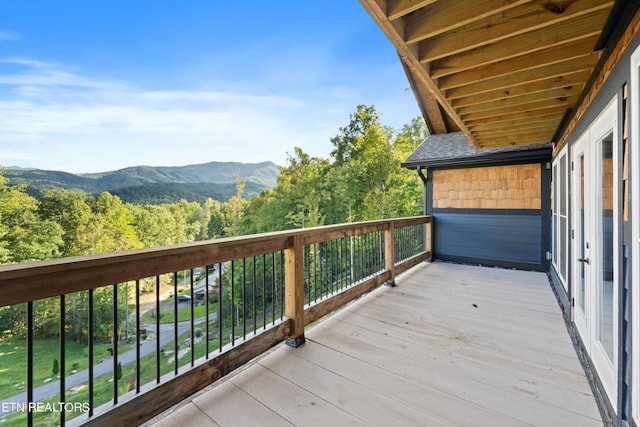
[{"x1": 597, "y1": 133, "x2": 614, "y2": 362}]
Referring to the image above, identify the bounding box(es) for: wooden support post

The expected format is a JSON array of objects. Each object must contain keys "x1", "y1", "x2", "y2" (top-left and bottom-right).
[
  {"x1": 284, "y1": 235, "x2": 305, "y2": 347},
  {"x1": 384, "y1": 223, "x2": 396, "y2": 287},
  {"x1": 425, "y1": 218, "x2": 433, "y2": 262}
]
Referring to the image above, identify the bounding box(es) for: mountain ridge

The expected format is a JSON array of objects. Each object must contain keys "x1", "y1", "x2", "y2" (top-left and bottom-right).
[{"x1": 3, "y1": 161, "x2": 280, "y2": 204}]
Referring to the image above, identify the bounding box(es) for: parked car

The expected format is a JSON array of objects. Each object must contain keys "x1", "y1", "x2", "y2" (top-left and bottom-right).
[{"x1": 176, "y1": 294, "x2": 191, "y2": 302}]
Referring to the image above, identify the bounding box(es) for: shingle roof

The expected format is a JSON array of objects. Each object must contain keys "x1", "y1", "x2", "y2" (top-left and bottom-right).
[{"x1": 401, "y1": 132, "x2": 552, "y2": 169}]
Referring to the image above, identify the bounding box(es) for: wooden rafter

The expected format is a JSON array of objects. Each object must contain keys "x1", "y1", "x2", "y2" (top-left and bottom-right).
[
  {"x1": 419, "y1": 0, "x2": 612, "y2": 63},
  {"x1": 359, "y1": 0, "x2": 617, "y2": 149}
]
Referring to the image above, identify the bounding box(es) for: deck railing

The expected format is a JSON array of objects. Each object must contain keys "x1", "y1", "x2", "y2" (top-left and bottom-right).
[{"x1": 0, "y1": 216, "x2": 431, "y2": 426}]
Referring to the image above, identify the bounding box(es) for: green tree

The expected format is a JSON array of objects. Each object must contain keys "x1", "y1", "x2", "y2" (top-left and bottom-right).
[
  {"x1": 0, "y1": 172, "x2": 63, "y2": 263},
  {"x1": 266, "y1": 147, "x2": 328, "y2": 231},
  {"x1": 74, "y1": 192, "x2": 142, "y2": 254},
  {"x1": 38, "y1": 189, "x2": 93, "y2": 256}
]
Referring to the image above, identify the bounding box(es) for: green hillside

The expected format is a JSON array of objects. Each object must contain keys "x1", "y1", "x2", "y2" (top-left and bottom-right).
[{"x1": 3, "y1": 161, "x2": 279, "y2": 204}]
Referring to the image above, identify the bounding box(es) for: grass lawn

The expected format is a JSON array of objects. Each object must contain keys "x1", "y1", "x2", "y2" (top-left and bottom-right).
[
  {"x1": 0, "y1": 338, "x2": 131, "y2": 401},
  {"x1": 141, "y1": 302, "x2": 218, "y2": 324},
  {"x1": 0, "y1": 322, "x2": 233, "y2": 427}
]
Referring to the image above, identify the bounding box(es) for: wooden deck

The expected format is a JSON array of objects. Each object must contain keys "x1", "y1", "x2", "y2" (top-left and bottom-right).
[{"x1": 145, "y1": 262, "x2": 602, "y2": 427}]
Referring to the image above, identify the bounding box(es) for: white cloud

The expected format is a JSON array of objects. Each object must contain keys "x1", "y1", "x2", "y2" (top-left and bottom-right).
[
  {"x1": 0, "y1": 30, "x2": 20, "y2": 41},
  {"x1": 0, "y1": 58, "x2": 420, "y2": 173}
]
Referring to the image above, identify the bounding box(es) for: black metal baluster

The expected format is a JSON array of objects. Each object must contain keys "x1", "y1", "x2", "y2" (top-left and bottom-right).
[
  {"x1": 60, "y1": 294, "x2": 66, "y2": 425},
  {"x1": 313, "y1": 244, "x2": 318, "y2": 302},
  {"x1": 173, "y1": 272, "x2": 178, "y2": 375},
  {"x1": 112, "y1": 285, "x2": 118, "y2": 404},
  {"x1": 365, "y1": 233, "x2": 370, "y2": 277},
  {"x1": 280, "y1": 250, "x2": 285, "y2": 320},
  {"x1": 27, "y1": 301, "x2": 33, "y2": 427},
  {"x1": 231, "y1": 260, "x2": 235, "y2": 346},
  {"x1": 155, "y1": 276, "x2": 160, "y2": 384},
  {"x1": 242, "y1": 258, "x2": 247, "y2": 340},
  {"x1": 88, "y1": 289, "x2": 94, "y2": 416},
  {"x1": 262, "y1": 254, "x2": 267, "y2": 330},
  {"x1": 205, "y1": 265, "x2": 210, "y2": 358},
  {"x1": 253, "y1": 256, "x2": 257, "y2": 334},
  {"x1": 135, "y1": 280, "x2": 140, "y2": 393},
  {"x1": 190, "y1": 269, "x2": 194, "y2": 367},
  {"x1": 339, "y1": 238, "x2": 344, "y2": 289},
  {"x1": 218, "y1": 263, "x2": 223, "y2": 352},
  {"x1": 330, "y1": 239, "x2": 334, "y2": 294},
  {"x1": 271, "y1": 253, "x2": 276, "y2": 325}
]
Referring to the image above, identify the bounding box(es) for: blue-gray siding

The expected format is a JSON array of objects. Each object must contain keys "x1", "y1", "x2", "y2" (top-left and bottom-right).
[{"x1": 434, "y1": 212, "x2": 541, "y2": 269}]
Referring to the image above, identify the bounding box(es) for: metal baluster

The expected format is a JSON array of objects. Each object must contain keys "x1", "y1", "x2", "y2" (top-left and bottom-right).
[
  {"x1": 218, "y1": 263, "x2": 223, "y2": 352},
  {"x1": 112, "y1": 285, "x2": 118, "y2": 404},
  {"x1": 155, "y1": 276, "x2": 160, "y2": 384},
  {"x1": 253, "y1": 256, "x2": 257, "y2": 334},
  {"x1": 231, "y1": 260, "x2": 235, "y2": 346},
  {"x1": 262, "y1": 254, "x2": 267, "y2": 330},
  {"x1": 88, "y1": 290, "x2": 94, "y2": 416},
  {"x1": 242, "y1": 258, "x2": 247, "y2": 340},
  {"x1": 135, "y1": 280, "x2": 140, "y2": 393},
  {"x1": 60, "y1": 294, "x2": 66, "y2": 425},
  {"x1": 271, "y1": 253, "x2": 276, "y2": 325},
  {"x1": 27, "y1": 301, "x2": 33, "y2": 427},
  {"x1": 205, "y1": 265, "x2": 210, "y2": 358},
  {"x1": 190, "y1": 269, "x2": 194, "y2": 367},
  {"x1": 173, "y1": 273, "x2": 178, "y2": 375}
]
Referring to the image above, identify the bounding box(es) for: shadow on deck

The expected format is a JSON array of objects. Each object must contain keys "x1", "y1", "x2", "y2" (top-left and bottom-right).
[{"x1": 145, "y1": 261, "x2": 601, "y2": 427}]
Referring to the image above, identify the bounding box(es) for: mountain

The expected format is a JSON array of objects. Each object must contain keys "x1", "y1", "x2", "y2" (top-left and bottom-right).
[{"x1": 3, "y1": 161, "x2": 280, "y2": 204}]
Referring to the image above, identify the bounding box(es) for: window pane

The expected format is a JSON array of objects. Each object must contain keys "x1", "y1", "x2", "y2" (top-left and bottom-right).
[{"x1": 598, "y1": 133, "x2": 614, "y2": 361}]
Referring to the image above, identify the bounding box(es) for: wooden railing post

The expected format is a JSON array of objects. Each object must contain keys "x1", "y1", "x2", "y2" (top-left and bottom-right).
[
  {"x1": 284, "y1": 234, "x2": 305, "y2": 347},
  {"x1": 425, "y1": 217, "x2": 433, "y2": 262},
  {"x1": 384, "y1": 222, "x2": 396, "y2": 287}
]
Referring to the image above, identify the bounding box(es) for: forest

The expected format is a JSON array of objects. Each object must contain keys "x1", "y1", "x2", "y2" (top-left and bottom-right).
[{"x1": 0, "y1": 105, "x2": 427, "y2": 341}]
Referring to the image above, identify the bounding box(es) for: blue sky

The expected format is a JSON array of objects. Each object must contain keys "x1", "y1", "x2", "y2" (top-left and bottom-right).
[{"x1": 0, "y1": 1, "x2": 420, "y2": 173}]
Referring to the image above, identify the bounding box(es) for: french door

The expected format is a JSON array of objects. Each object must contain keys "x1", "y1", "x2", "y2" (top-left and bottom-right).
[{"x1": 571, "y1": 97, "x2": 618, "y2": 406}]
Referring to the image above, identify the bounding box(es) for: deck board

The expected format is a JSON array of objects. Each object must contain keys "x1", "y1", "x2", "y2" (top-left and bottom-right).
[{"x1": 145, "y1": 262, "x2": 602, "y2": 427}]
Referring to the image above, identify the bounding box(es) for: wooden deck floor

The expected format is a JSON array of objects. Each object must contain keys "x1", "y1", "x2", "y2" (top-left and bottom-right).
[{"x1": 146, "y1": 262, "x2": 602, "y2": 427}]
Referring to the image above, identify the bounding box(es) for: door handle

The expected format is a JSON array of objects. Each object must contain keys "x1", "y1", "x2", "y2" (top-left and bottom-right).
[{"x1": 577, "y1": 257, "x2": 590, "y2": 264}]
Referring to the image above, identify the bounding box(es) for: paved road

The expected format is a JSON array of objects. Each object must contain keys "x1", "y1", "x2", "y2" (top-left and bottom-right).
[{"x1": 0, "y1": 311, "x2": 215, "y2": 418}]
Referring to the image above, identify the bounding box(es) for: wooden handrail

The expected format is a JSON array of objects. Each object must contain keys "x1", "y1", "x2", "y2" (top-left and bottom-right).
[
  {"x1": 0, "y1": 216, "x2": 431, "y2": 308},
  {"x1": 0, "y1": 216, "x2": 432, "y2": 426}
]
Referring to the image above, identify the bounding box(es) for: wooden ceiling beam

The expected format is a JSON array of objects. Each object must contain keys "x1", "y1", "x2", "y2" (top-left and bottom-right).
[
  {"x1": 475, "y1": 129, "x2": 554, "y2": 143},
  {"x1": 438, "y1": 36, "x2": 599, "y2": 89},
  {"x1": 419, "y1": 0, "x2": 613, "y2": 63},
  {"x1": 445, "y1": 55, "x2": 599, "y2": 100},
  {"x1": 457, "y1": 86, "x2": 583, "y2": 116},
  {"x1": 465, "y1": 104, "x2": 570, "y2": 127},
  {"x1": 478, "y1": 135, "x2": 554, "y2": 147},
  {"x1": 473, "y1": 123, "x2": 555, "y2": 138},
  {"x1": 471, "y1": 123, "x2": 559, "y2": 139},
  {"x1": 403, "y1": 0, "x2": 528, "y2": 45},
  {"x1": 429, "y1": 8, "x2": 610, "y2": 77},
  {"x1": 468, "y1": 112, "x2": 566, "y2": 132},
  {"x1": 451, "y1": 72, "x2": 590, "y2": 108},
  {"x1": 387, "y1": 0, "x2": 436, "y2": 21},
  {"x1": 461, "y1": 95, "x2": 577, "y2": 121}
]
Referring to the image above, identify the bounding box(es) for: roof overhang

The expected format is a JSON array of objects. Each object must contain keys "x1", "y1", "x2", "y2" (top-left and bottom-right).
[
  {"x1": 359, "y1": 0, "x2": 621, "y2": 150},
  {"x1": 401, "y1": 132, "x2": 552, "y2": 170}
]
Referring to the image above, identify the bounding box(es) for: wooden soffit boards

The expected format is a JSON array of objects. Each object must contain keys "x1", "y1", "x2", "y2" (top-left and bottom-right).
[{"x1": 359, "y1": 0, "x2": 615, "y2": 149}]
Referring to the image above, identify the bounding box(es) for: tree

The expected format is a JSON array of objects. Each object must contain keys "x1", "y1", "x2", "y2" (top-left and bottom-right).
[
  {"x1": 0, "y1": 172, "x2": 63, "y2": 263},
  {"x1": 73, "y1": 192, "x2": 142, "y2": 254},
  {"x1": 264, "y1": 147, "x2": 328, "y2": 231},
  {"x1": 330, "y1": 104, "x2": 381, "y2": 165},
  {"x1": 38, "y1": 189, "x2": 93, "y2": 257}
]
